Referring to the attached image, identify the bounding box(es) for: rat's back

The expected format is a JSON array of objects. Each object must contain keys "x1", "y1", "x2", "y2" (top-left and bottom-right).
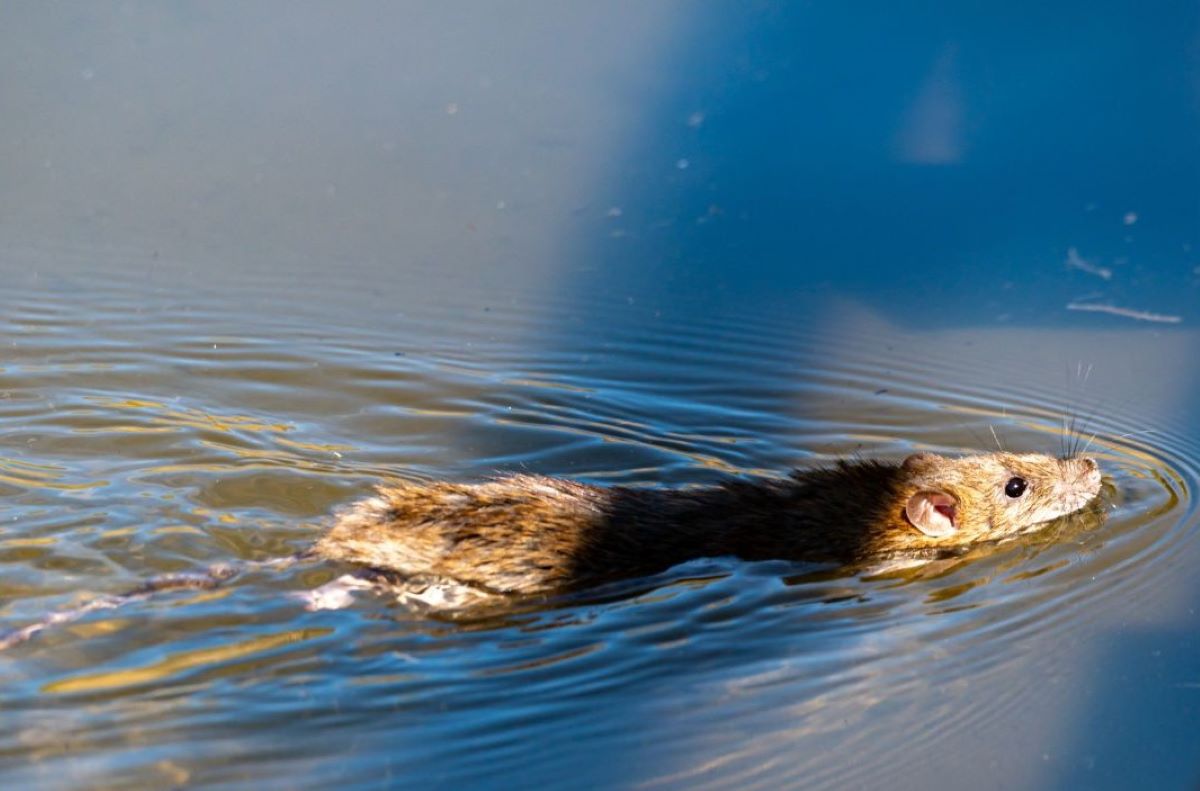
[{"x1": 315, "y1": 476, "x2": 611, "y2": 593}]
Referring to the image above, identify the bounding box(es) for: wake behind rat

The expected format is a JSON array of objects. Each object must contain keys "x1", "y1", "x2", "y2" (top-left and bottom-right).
[
  {"x1": 314, "y1": 451, "x2": 1102, "y2": 600},
  {"x1": 0, "y1": 450, "x2": 1103, "y2": 648}
]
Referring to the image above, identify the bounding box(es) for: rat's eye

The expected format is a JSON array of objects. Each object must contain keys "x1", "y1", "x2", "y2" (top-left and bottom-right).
[{"x1": 1004, "y1": 477, "x2": 1027, "y2": 498}]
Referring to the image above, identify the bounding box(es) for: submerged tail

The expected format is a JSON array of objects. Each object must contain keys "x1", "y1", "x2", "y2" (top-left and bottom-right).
[{"x1": 0, "y1": 552, "x2": 313, "y2": 651}]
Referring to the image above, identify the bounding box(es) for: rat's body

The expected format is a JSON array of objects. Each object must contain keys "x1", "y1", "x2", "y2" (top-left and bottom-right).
[{"x1": 315, "y1": 452, "x2": 1103, "y2": 597}]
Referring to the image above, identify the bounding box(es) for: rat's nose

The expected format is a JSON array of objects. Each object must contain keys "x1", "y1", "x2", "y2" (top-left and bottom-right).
[
  {"x1": 1062, "y1": 456, "x2": 1101, "y2": 487},
  {"x1": 1071, "y1": 456, "x2": 1103, "y2": 493}
]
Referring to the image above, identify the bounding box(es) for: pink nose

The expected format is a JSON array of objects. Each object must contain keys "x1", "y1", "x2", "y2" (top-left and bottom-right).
[{"x1": 1071, "y1": 457, "x2": 1102, "y2": 491}]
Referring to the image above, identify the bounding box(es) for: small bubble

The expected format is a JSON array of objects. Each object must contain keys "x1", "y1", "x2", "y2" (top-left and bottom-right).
[
  {"x1": 676, "y1": 158, "x2": 690, "y2": 170},
  {"x1": 445, "y1": 102, "x2": 459, "y2": 115},
  {"x1": 686, "y1": 111, "x2": 705, "y2": 128},
  {"x1": 81, "y1": 68, "x2": 94, "y2": 80},
  {"x1": 606, "y1": 206, "x2": 623, "y2": 218},
  {"x1": 496, "y1": 200, "x2": 506, "y2": 210},
  {"x1": 1123, "y1": 211, "x2": 1138, "y2": 225}
]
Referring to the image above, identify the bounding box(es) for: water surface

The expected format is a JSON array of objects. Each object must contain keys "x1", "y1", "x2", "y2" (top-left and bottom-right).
[{"x1": 2, "y1": 3, "x2": 1199, "y2": 789}]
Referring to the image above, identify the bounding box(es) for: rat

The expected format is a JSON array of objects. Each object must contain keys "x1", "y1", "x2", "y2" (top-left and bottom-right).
[
  {"x1": 312, "y1": 451, "x2": 1103, "y2": 600},
  {"x1": 0, "y1": 451, "x2": 1103, "y2": 648}
]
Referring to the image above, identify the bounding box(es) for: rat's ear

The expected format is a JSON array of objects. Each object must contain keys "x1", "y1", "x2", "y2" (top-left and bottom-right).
[
  {"x1": 902, "y1": 452, "x2": 943, "y2": 474},
  {"x1": 905, "y1": 490, "x2": 958, "y2": 537}
]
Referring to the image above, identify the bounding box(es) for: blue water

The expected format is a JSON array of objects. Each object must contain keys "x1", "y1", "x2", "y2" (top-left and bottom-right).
[{"x1": 0, "y1": 4, "x2": 1198, "y2": 789}]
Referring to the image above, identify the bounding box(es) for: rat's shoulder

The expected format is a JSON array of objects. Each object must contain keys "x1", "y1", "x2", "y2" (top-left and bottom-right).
[{"x1": 786, "y1": 458, "x2": 904, "y2": 490}]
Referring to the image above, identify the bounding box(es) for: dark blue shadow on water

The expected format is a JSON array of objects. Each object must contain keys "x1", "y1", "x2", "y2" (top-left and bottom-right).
[
  {"x1": 569, "y1": 1, "x2": 1200, "y2": 328},
  {"x1": 538, "y1": 4, "x2": 1200, "y2": 788},
  {"x1": 1051, "y1": 623, "x2": 1200, "y2": 788}
]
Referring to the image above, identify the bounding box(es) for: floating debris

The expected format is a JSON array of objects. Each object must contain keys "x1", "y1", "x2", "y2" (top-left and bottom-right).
[
  {"x1": 1065, "y1": 247, "x2": 1112, "y2": 280},
  {"x1": 1066, "y1": 301, "x2": 1181, "y2": 324}
]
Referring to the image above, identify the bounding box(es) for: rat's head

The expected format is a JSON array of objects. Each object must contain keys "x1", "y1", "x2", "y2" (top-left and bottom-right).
[{"x1": 898, "y1": 451, "x2": 1102, "y2": 545}]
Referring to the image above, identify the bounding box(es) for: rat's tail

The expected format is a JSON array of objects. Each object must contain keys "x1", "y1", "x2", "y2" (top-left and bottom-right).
[{"x1": 0, "y1": 551, "x2": 314, "y2": 651}]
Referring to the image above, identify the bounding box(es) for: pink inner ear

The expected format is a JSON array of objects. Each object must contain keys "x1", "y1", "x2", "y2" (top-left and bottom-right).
[{"x1": 905, "y1": 490, "x2": 959, "y2": 538}]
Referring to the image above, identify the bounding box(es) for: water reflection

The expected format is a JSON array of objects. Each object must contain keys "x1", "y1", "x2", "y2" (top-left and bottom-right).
[{"x1": 0, "y1": 2, "x2": 1198, "y2": 789}]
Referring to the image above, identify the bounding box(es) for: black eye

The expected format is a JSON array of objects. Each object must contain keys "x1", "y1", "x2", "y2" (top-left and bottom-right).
[{"x1": 1005, "y1": 477, "x2": 1027, "y2": 498}]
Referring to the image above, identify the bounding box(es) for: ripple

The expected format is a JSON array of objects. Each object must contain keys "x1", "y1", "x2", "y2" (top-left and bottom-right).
[{"x1": 0, "y1": 268, "x2": 1195, "y2": 789}]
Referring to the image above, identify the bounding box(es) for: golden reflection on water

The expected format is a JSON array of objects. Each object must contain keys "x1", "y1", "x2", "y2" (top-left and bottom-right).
[
  {"x1": 86, "y1": 395, "x2": 295, "y2": 434},
  {"x1": 0, "y1": 536, "x2": 58, "y2": 548},
  {"x1": 0, "y1": 454, "x2": 106, "y2": 491},
  {"x1": 43, "y1": 627, "x2": 332, "y2": 695}
]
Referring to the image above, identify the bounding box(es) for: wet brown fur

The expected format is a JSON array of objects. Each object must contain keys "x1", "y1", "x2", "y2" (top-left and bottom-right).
[{"x1": 315, "y1": 452, "x2": 1102, "y2": 596}]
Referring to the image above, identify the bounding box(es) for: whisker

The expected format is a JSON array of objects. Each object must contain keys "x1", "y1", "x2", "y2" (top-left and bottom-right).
[
  {"x1": 1063, "y1": 360, "x2": 1085, "y2": 458},
  {"x1": 1117, "y1": 428, "x2": 1161, "y2": 440},
  {"x1": 1063, "y1": 412, "x2": 1080, "y2": 457},
  {"x1": 1059, "y1": 374, "x2": 1072, "y2": 458},
  {"x1": 1062, "y1": 360, "x2": 1113, "y2": 458},
  {"x1": 1070, "y1": 413, "x2": 1085, "y2": 457},
  {"x1": 1072, "y1": 387, "x2": 1149, "y2": 458},
  {"x1": 989, "y1": 424, "x2": 1005, "y2": 452}
]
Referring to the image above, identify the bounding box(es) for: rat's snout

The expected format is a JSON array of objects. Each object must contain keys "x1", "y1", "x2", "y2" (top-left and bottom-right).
[{"x1": 1064, "y1": 456, "x2": 1102, "y2": 495}]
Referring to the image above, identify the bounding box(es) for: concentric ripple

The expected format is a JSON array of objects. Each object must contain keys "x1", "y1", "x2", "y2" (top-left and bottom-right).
[{"x1": 0, "y1": 262, "x2": 1194, "y2": 789}]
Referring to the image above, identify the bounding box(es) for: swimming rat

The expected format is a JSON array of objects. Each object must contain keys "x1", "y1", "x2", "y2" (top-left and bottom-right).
[
  {"x1": 313, "y1": 451, "x2": 1102, "y2": 598},
  {"x1": 0, "y1": 451, "x2": 1103, "y2": 648}
]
